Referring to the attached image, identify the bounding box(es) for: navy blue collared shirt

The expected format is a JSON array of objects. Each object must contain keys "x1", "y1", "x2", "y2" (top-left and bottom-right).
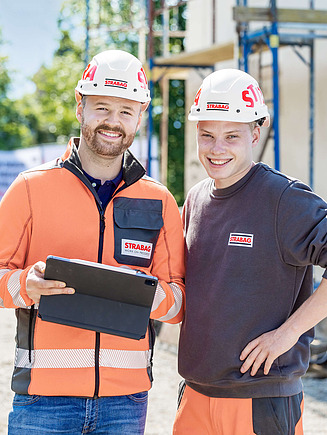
[{"x1": 83, "y1": 168, "x2": 123, "y2": 210}]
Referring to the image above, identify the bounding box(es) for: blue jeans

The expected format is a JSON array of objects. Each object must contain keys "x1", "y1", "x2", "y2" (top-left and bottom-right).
[{"x1": 8, "y1": 392, "x2": 148, "y2": 434}]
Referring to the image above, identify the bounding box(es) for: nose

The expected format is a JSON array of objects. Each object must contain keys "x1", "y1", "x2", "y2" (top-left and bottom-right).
[
  {"x1": 210, "y1": 137, "x2": 226, "y2": 154},
  {"x1": 102, "y1": 110, "x2": 120, "y2": 126}
]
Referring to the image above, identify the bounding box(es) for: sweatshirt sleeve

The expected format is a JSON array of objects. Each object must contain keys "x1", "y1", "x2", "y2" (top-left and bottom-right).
[
  {"x1": 277, "y1": 180, "x2": 327, "y2": 273},
  {"x1": 149, "y1": 189, "x2": 185, "y2": 324},
  {"x1": 0, "y1": 174, "x2": 34, "y2": 309}
]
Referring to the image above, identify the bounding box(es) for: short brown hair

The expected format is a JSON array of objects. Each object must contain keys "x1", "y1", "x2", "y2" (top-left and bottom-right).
[
  {"x1": 81, "y1": 95, "x2": 87, "y2": 108},
  {"x1": 248, "y1": 121, "x2": 256, "y2": 131}
]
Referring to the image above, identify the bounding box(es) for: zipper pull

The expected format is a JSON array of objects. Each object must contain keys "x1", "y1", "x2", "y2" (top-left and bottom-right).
[{"x1": 100, "y1": 214, "x2": 106, "y2": 234}]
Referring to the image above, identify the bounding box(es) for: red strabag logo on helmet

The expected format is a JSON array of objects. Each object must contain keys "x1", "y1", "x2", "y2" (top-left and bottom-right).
[
  {"x1": 138, "y1": 68, "x2": 148, "y2": 90},
  {"x1": 104, "y1": 78, "x2": 128, "y2": 89},
  {"x1": 242, "y1": 84, "x2": 264, "y2": 108},
  {"x1": 193, "y1": 87, "x2": 202, "y2": 106},
  {"x1": 82, "y1": 62, "x2": 97, "y2": 81}
]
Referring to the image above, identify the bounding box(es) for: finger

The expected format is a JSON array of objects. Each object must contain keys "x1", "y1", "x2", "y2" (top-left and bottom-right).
[
  {"x1": 240, "y1": 338, "x2": 260, "y2": 361},
  {"x1": 34, "y1": 261, "x2": 46, "y2": 274},
  {"x1": 250, "y1": 347, "x2": 273, "y2": 376},
  {"x1": 263, "y1": 356, "x2": 275, "y2": 375},
  {"x1": 250, "y1": 354, "x2": 266, "y2": 376},
  {"x1": 40, "y1": 286, "x2": 75, "y2": 296},
  {"x1": 240, "y1": 347, "x2": 262, "y2": 373},
  {"x1": 39, "y1": 279, "x2": 67, "y2": 289},
  {"x1": 27, "y1": 279, "x2": 67, "y2": 293}
]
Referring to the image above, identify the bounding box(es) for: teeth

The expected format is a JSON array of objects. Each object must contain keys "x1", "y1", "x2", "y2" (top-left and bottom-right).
[
  {"x1": 100, "y1": 131, "x2": 120, "y2": 138},
  {"x1": 210, "y1": 159, "x2": 230, "y2": 165}
]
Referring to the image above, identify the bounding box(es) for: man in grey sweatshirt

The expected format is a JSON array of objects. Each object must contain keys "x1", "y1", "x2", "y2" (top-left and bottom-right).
[{"x1": 173, "y1": 69, "x2": 327, "y2": 435}]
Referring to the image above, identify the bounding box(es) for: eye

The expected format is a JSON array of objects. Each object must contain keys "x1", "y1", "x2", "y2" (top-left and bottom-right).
[
  {"x1": 226, "y1": 134, "x2": 238, "y2": 139},
  {"x1": 201, "y1": 133, "x2": 213, "y2": 139},
  {"x1": 121, "y1": 108, "x2": 136, "y2": 116}
]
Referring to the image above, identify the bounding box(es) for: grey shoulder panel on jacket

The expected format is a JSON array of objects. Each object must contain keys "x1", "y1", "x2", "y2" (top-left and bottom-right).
[
  {"x1": 141, "y1": 174, "x2": 164, "y2": 186},
  {"x1": 23, "y1": 158, "x2": 63, "y2": 174}
]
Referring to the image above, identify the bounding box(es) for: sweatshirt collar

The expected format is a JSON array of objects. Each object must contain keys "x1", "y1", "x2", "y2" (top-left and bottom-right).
[{"x1": 210, "y1": 163, "x2": 262, "y2": 198}]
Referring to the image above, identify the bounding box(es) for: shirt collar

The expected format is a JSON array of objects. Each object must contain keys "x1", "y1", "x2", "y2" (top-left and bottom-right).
[{"x1": 82, "y1": 167, "x2": 123, "y2": 190}]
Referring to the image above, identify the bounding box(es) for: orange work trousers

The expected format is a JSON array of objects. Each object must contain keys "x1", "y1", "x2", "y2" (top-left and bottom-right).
[{"x1": 173, "y1": 384, "x2": 304, "y2": 435}]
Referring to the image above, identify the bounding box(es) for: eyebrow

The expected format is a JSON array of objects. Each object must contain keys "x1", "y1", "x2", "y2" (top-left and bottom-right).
[
  {"x1": 94, "y1": 101, "x2": 137, "y2": 112},
  {"x1": 199, "y1": 128, "x2": 242, "y2": 134},
  {"x1": 121, "y1": 105, "x2": 136, "y2": 112},
  {"x1": 198, "y1": 128, "x2": 213, "y2": 134}
]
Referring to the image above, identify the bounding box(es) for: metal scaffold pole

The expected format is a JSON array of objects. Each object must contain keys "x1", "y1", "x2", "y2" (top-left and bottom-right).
[
  {"x1": 270, "y1": 0, "x2": 280, "y2": 171},
  {"x1": 309, "y1": 0, "x2": 315, "y2": 188},
  {"x1": 233, "y1": 0, "x2": 327, "y2": 177},
  {"x1": 147, "y1": 0, "x2": 154, "y2": 177},
  {"x1": 85, "y1": 0, "x2": 90, "y2": 66}
]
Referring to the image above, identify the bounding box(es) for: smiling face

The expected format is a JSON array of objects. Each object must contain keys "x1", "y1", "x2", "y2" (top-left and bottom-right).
[
  {"x1": 76, "y1": 94, "x2": 143, "y2": 160},
  {"x1": 197, "y1": 120, "x2": 260, "y2": 189}
]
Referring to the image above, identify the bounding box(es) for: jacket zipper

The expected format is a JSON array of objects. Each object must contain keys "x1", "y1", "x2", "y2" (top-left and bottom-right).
[
  {"x1": 63, "y1": 158, "x2": 132, "y2": 398},
  {"x1": 28, "y1": 305, "x2": 35, "y2": 363},
  {"x1": 94, "y1": 211, "x2": 106, "y2": 398}
]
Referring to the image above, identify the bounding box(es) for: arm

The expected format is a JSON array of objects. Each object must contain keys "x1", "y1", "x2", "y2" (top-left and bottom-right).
[
  {"x1": 0, "y1": 175, "x2": 74, "y2": 308},
  {"x1": 240, "y1": 181, "x2": 327, "y2": 376},
  {"x1": 240, "y1": 277, "x2": 327, "y2": 376},
  {"x1": 150, "y1": 190, "x2": 185, "y2": 324}
]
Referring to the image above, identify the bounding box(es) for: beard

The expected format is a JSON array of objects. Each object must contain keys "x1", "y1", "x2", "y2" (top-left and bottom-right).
[{"x1": 80, "y1": 118, "x2": 136, "y2": 158}]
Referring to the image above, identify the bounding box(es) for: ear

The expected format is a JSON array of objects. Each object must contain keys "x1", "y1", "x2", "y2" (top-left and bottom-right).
[
  {"x1": 76, "y1": 102, "x2": 83, "y2": 124},
  {"x1": 75, "y1": 90, "x2": 82, "y2": 104},
  {"x1": 135, "y1": 102, "x2": 149, "y2": 132},
  {"x1": 252, "y1": 126, "x2": 260, "y2": 148},
  {"x1": 135, "y1": 111, "x2": 143, "y2": 132},
  {"x1": 75, "y1": 91, "x2": 83, "y2": 124},
  {"x1": 141, "y1": 101, "x2": 150, "y2": 112}
]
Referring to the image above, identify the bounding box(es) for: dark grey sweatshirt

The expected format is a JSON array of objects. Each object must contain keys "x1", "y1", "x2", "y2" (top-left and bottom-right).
[{"x1": 179, "y1": 163, "x2": 327, "y2": 398}]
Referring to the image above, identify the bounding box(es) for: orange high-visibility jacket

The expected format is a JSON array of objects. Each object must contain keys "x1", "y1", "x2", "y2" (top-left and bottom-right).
[{"x1": 0, "y1": 138, "x2": 185, "y2": 397}]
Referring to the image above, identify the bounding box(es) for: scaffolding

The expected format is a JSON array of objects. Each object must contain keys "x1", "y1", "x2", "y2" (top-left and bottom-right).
[
  {"x1": 146, "y1": 0, "x2": 189, "y2": 182},
  {"x1": 147, "y1": 1, "x2": 327, "y2": 188},
  {"x1": 147, "y1": 0, "x2": 234, "y2": 181},
  {"x1": 234, "y1": 0, "x2": 327, "y2": 187}
]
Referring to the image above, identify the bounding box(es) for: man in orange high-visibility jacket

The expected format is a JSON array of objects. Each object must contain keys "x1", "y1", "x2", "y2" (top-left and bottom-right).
[{"x1": 0, "y1": 50, "x2": 185, "y2": 435}]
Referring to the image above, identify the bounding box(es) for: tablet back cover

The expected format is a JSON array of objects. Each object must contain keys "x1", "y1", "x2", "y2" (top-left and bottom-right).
[{"x1": 38, "y1": 256, "x2": 157, "y2": 340}]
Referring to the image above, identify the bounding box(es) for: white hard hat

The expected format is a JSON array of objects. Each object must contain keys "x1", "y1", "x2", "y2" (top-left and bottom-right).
[
  {"x1": 76, "y1": 50, "x2": 151, "y2": 103},
  {"x1": 189, "y1": 69, "x2": 270, "y2": 127}
]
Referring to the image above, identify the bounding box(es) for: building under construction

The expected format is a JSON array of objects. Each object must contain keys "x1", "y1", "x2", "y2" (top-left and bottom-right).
[{"x1": 147, "y1": 0, "x2": 327, "y2": 207}]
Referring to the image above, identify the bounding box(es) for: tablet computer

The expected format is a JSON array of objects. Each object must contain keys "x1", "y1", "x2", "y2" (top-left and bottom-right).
[{"x1": 38, "y1": 256, "x2": 158, "y2": 340}]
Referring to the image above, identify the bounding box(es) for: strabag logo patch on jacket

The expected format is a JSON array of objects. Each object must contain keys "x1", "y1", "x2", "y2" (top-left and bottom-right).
[
  {"x1": 122, "y1": 239, "x2": 153, "y2": 259},
  {"x1": 228, "y1": 233, "x2": 254, "y2": 247}
]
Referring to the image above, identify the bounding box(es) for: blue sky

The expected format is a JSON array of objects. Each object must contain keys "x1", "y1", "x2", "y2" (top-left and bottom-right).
[{"x1": 0, "y1": 0, "x2": 64, "y2": 99}]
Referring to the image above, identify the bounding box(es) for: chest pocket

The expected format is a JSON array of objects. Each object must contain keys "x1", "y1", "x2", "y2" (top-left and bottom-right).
[{"x1": 113, "y1": 197, "x2": 164, "y2": 268}]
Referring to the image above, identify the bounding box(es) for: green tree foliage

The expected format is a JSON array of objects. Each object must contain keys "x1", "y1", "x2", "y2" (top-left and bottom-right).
[
  {"x1": 2, "y1": 0, "x2": 186, "y2": 203},
  {"x1": 17, "y1": 30, "x2": 84, "y2": 145},
  {"x1": 0, "y1": 34, "x2": 34, "y2": 149},
  {"x1": 59, "y1": 0, "x2": 142, "y2": 58},
  {"x1": 14, "y1": 0, "x2": 144, "y2": 146}
]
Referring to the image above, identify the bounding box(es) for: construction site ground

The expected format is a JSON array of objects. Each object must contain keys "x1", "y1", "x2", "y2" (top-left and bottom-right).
[{"x1": 0, "y1": 310, "x2": 327, "y2": 434}]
